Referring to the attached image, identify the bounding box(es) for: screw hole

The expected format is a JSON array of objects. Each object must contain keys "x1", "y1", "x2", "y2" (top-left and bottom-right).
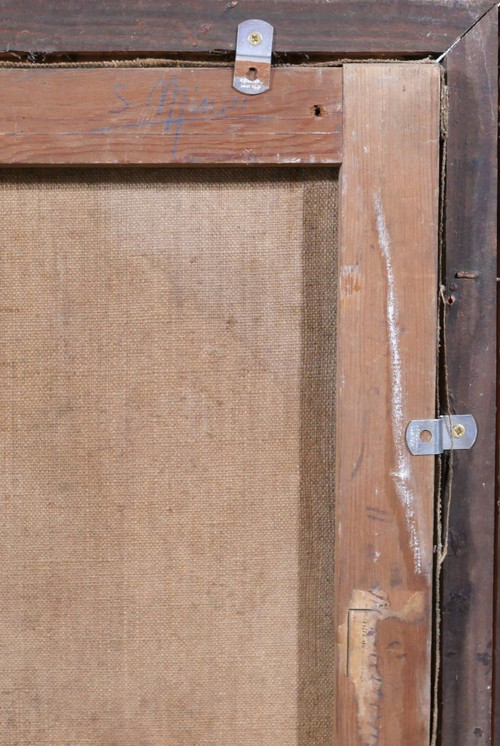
[
  {"x1": 246, "y1": 67, "x2": 258, "y2": 81},
  {"x1": 419, "y1": 429, "x2": 433, "y2": 443}
]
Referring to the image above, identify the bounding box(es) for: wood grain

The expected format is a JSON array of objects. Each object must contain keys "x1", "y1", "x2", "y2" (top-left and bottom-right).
[
  {"x1": 440, "y1": 8, "x2": 498, "y2": 745},
  {"x1": 0, "y1": 0, "x2": 494, "y2": 56},
  {"x1": 336, "y1": 63, "x2": 440, "y2": 745},
  {"x1": 0, "y1": 67, "x2": 342, "y2": 165}
]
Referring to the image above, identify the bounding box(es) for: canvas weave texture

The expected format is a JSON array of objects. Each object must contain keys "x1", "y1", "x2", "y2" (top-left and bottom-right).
[{"x1": 0, "y1": 168, "x2": 337, "y2": 745}]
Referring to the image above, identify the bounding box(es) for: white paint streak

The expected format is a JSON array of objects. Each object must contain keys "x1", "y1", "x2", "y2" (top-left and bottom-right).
[{"x1": 374, "y1": 192, "x2": 422, "y2": 574}]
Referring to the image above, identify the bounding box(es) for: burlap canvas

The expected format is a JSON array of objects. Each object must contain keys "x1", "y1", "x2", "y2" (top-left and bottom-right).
[{"x1": 0, "y1": 168, "x2": 337, "y2": 745}]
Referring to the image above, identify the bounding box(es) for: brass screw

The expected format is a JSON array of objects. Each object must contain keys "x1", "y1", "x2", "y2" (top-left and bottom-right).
[
  {"x1": 452, "y1": 423, "x2": 466, "y2": 438},
  {"x1": 248, "y1": 31, "x2": 262, "y2": 45}
]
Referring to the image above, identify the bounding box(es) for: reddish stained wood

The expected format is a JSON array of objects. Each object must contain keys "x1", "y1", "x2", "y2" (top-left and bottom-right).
[
  {"x1": 0, "y1": 0, "x2": 494, "y2": 56},
  {"x1": 336, "y1": 63, "x2": 440, "y2": 745},
  {"x1": 0, "y1": 67, "x2": 342, "y2": 165}
]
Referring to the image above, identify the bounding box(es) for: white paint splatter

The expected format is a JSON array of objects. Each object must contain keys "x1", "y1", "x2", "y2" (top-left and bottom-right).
[{"x1": 374, "y1": 192, "x2": 422, "y2": 574}]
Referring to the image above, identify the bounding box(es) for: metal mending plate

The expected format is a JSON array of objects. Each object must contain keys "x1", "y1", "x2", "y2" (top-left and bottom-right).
[
  {"x1": 233, "y1": 20, "x2": 274, "y2": 95},
  {"x1": 405, "y1": 414, "x2": 478, "y2": 456}
]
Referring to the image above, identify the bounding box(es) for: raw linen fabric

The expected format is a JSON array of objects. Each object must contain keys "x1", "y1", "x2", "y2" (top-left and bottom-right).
[{"x1": 0, "y1": 168, "x2": 337, "y2": 745}]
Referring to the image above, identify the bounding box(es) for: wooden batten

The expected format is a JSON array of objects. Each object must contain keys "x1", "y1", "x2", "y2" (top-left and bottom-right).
[
  {"x1": 335, "y1": 63, "x2": 440, "y2": 745},
  {"x1": 0, "y1": 67, "x2": 342, "y2": 165}
]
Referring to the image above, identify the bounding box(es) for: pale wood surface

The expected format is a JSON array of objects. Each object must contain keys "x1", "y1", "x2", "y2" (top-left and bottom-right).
[
  {"x1": 0, "y1": 67, "x2": 342, "y2": 165},
  {"x1": 336, "y1": 63, "x2": 440, "y2": 745}
]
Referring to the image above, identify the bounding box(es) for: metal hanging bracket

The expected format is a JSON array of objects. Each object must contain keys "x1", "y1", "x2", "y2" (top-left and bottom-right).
[
  {"x1": 233, "y1": 19, "x2": 274, "y2": 95},
  {"x1": 405, "y1": 414, "x2": 478, "y2": 456}
]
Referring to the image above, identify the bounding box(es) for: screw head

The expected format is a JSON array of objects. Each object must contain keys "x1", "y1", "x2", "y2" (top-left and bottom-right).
[
  {"x1": 248, "y1": 31, "x2": 262, "y2": 45},
  {"x1": 452, "y1": 423, "x2": 466, "y2": 438}
]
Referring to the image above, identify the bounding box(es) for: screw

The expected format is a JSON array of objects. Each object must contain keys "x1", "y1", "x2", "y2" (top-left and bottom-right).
[
  {"x1": 452, "y1": 423, "x2": 466, "y2": 438},
  {"x1": 248, "y1": 31, "x2": 262, "y2": 45}
]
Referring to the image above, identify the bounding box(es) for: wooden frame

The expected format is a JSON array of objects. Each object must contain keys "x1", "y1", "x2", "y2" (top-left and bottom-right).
[
  {"x1": 336, "y1": 63, "x2": 439, "y2": 744},
  {"x1": 0, "y1": 67, "x2": 342, "y2": 164},
  {"x1": 0, "y1": 2, "x2": 496, "y2": 744},
  {"x1": 0, "y1": 0, "x2": 495, "y2": 57}
]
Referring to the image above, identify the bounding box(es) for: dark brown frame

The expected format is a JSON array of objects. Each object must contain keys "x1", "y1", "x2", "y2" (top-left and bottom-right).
[{"x1": 0, "y1": 2, "x2": 496, "y2": 744}]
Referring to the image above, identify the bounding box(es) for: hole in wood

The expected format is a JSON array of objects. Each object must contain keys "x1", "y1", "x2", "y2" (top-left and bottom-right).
[
  {"x1": 419, "y1": 429, "x2": 433, "y2": 443},
  {"x1": 246, "y1": 67, "x2": 258, "y2": 81},
  {"x1": 311, "y1": 104, "x2": 325, "y2": 118}
]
